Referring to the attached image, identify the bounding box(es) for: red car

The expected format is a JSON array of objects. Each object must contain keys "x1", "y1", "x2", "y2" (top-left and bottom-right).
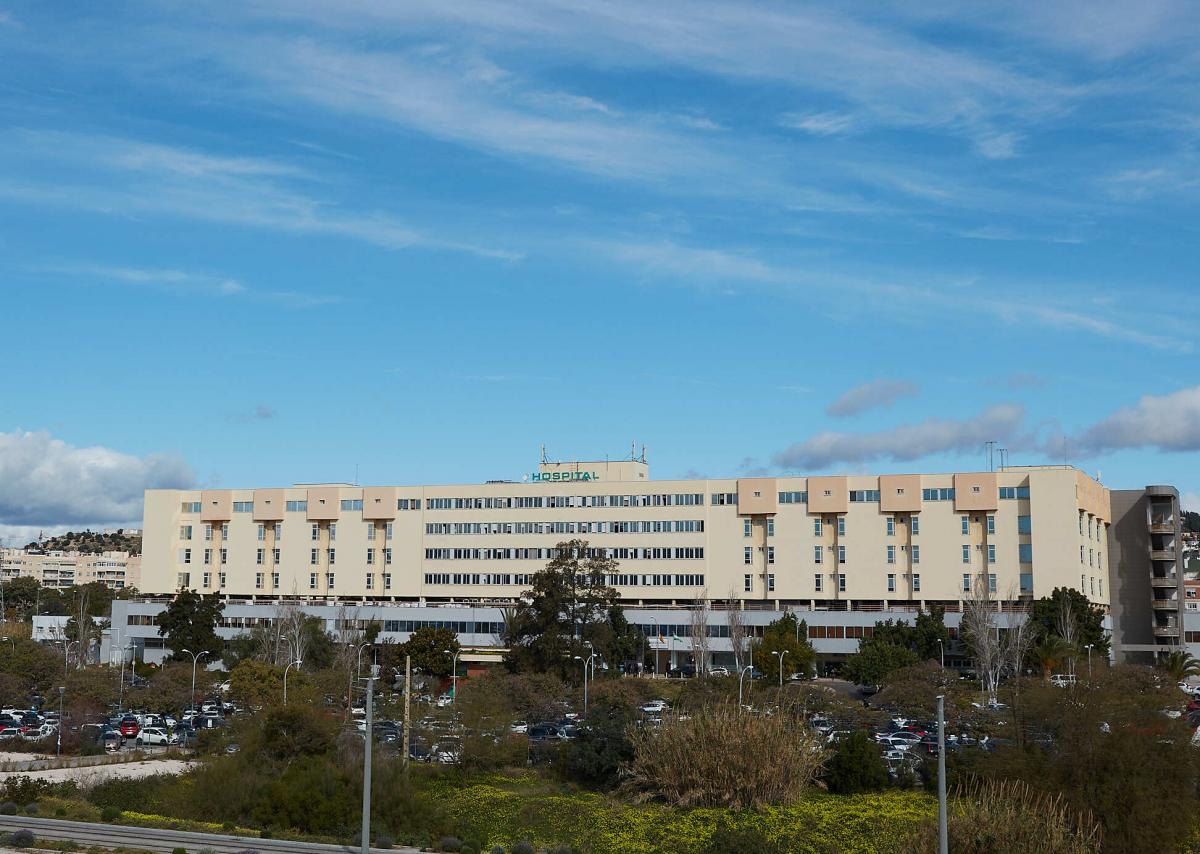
[{"x1": 118, "y1": 717, "x2": 140, "y2": 738}]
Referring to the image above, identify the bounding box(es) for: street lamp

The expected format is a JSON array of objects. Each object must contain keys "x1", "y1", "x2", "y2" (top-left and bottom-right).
[
  {"x1": 771, "y1": 650, "x2": 785, "y2": 689},
  {"x1": 56, "y1": 686, "x2": 65, "y2": 756},
  {"x1": 574, "y1": 651, "x2": 595, "y2": 716},
  {"x1": 181, "y1": 649, "x2": 210, "y2": 712},
  {"x1": 349, "y1": 642, "x2": 370, "y2": 713},
  {"x1": 1085, "y1": 644, "x2": 1093, "y2": 679},
  {"x1": 738, "y1": 665, "x2": 753, "y2": 709},
  {"x1": 283, "y1": 659, "x2": 302, "y2": 705},
  {"x1": 443, "y1": 648, "x2": 461, "y2": 702},
  {"x1": 118, "y1": 641, "x2": 133, "y2": 713},
  {"x1": 649, "y1": 616, "x2": 659, "y2": 675},
  {"x1": 937, "y1": 638, "x2": 944, "y2": 669}
]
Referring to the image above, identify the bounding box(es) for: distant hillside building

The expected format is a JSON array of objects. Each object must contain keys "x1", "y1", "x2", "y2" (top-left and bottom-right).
[{"x1": 0, "y1": 548, "x2": 140, "y2": 591}]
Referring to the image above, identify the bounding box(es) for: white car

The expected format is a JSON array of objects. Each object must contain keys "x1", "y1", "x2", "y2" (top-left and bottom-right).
[
  {"x1": 510, "y1": 721, "x2": 528, "y2": 734},
  {"x1": 0, "y1": 727, "x2": 22, "y2": 739},
  {"x1": 435, "y1": 694, "x2": 454, "y2": 708},
  {"x1": 1179, "y1": 682, "x2": 1199, "y2": 696},
  {"x1": 21, "y1": 724, "x2": 55, "y2": 742},
  {"x1": 135, "y1": 727, "x2": 178, "y2": 746},
  {"x1": 708, "y1": 666, "x2": 730, "y2": 677},
  {"x1": 1050, "y1": 674, "x2": 1076, "y2": 688},
  {"x1": 641, "y1": 700, "x2": 669, "y2": 715}
]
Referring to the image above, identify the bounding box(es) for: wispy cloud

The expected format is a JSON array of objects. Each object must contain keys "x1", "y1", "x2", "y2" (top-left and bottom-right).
[
  {"x1": 1075, "y1": 386, "x2": 1200, "y2": 454},
  {"x1": 779, "y1": 111, "x2": 858, "y2": 136},
  {"x1": 826, "y1": 379, "x2": 919, "y2": 418}
]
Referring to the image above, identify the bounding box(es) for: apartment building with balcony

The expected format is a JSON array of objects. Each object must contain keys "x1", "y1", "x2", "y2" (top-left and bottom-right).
[{"x1": 0, "y1": 548, "x2": 140, "y2": 591}]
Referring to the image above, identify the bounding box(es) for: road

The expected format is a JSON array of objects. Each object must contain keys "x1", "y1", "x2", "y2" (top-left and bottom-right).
[{"x1": 0, "y1": 815, "x2": 418, "y2": 854}]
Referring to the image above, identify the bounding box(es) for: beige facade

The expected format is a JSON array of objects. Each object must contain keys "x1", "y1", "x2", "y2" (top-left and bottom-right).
[
  {"x1": 0, "y1": 549, "x2": 140, "y2": 590},
  {"x1": 141, "y1": 463, "x2": 1112, "y2": 611}
]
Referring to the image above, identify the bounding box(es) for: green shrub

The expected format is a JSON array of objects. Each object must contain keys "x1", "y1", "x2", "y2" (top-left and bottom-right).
[
  {"x1": 699, "y1": 820, "x2": 785, "y2": 854},
  {"x1": 55, "y1": 808, "x2": 66, "y2": 817},
  {"x1": 259, "y1": 828, "x2": 273, "y2": 839},
  {"x1": 172, "y1": 847, "x2": 187, "y2": 854},
  {"x1": 23, "y1": 803, "x2": 37, "y2": 814},
  {"x1": 0, "y1": 802, "x2": 17, "y2": 815},
  {"x1": 461, "y1": 845, "x2": 477, "y2": 854},
  {"x1": 823, "y1": 731, "x2": 889, "y2": 795},
  {"x1": 375, "y1": 834, "x2": 394, "y2": 849},
  {"x1": 100, "y1": 806, "x2": 120, "y2": 823},
  {"x1": 9, "y1": 830, "x2": 34, "y2": 848},
  {"x1": 490, "y1": 847, "x2": 505, "y2": 854},
  {"x1": 440, "y1": 836, "x2": 463, "y2": 852},
  {"x1": 511, "y1": 842, "x2": 534, "y2": 854}
]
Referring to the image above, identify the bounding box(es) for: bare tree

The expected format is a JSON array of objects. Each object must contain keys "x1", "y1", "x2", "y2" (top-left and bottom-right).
[
  {"x1": 689, "y1": 592, "x2": 711, "y2": 674},
  {"x1": 960, "y1": 571, "x2": 1002, "y2": 703},
  {"x1": 1056, "y1": 595, "x2": 1079, "y2": 678},
  {"x1": 726, "y1": 588, "x2": 748, "y2": 673},
  {"x1": 1000, "y1": 586, "x2": 1038, "y2": 746}
]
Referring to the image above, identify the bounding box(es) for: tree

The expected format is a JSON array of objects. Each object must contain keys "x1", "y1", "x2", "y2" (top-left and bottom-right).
[
  {"x1": 504, "y1": 539, "x2": 642, "y2": 680},
  {"x1": 842, "y1": 638, "x2": 919, "y2": 687},
  {"x1": 960, "y1": 573, "x2": 1002, "y2": 701},
  {"x1": 912, "y1": 606, "x2": 950, "y2": 661},
  {"x1": 751, "y1": 613, "x2": 816, "y2": 680},
  {"x1": 1159, "y1": 649, "x2": 1200, "y2": 683},
  {"x1": 823, "y1": 731, "x2": 889, "y2": 794},
  {"x1": 397, "y1": 626, "x2": 459, "y2": 677},
  {"x1": 726, "y1": 589, "x2": 749, "y2": 673},
  {"x1": 559, "y1": 698, "x2": 638, "y2": 787},
  {"x1": 157, "y1": 590, "x2": 224, "y2": 663},
  {"x1": 229, "y1": 659, "x2": 286, "y2": 709},
  {"x1": 1031, "y1": 632, "x2": 1074, "y2": 680},
  {"x1": 689, "y1": 594, "x2": 711, "y2": 673},
  {"x1": 1029, "y1": 588, "x2": 1109, "y2": 658}
]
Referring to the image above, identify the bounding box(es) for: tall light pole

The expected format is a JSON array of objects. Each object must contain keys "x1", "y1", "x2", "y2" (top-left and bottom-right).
[
  {"x1": 360, "y1": 664, "x2": 379, "y2": 854},
  {"x1": 443, "y1": 648, "x2": 461, "y2": 702},
  {"x1": 181, "y1": 649, "x2": 209, "y2": 712},
  {"x1": 118, "y1": 641, "x2": 132, "y2": 713},
  {"x1": 283, "y1": 659, "x2": 302, "y2": 705},
  {"x1": 580, "y1": 652, "x2": 595, "y2": 716},
  {"x1": 738, "y1": 665, "x2": 753, "y2": 709},
  {"x1": 350, "y1": 642, "x2": 370, "y2": 713},
  {"x1": 56, "y1": 686, "x2": 65, "y2": 756},
  {"x1": 937, "y1": 638, "x2": 944, "y2": 669},
  {"x1": 937, "y1": 694, "x2": 948, "y2": 854},
  {"x1": 771, "y1": 650, "x2": 785, "y2": 690},
  {"x1": 1085, "y1": 644, "x2": 1093, "y2": 679},
  {"x1": 63, "y1": 640, "x2": 79, "y2": 674},
  {"x1": 649, "y1": 617, "x2": 658, "y2": 675}
]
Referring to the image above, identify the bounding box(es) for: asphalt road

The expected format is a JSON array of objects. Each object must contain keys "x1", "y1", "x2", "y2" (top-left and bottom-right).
[{"x1": 0, "y1": 814, "x2": 418, "y2": 854}]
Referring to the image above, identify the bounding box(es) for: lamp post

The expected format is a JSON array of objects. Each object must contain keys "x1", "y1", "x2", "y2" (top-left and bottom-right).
[
  {"x1": 937, "y1": 694, "x2": 948, "y2": 854},
  {"x1": 738, "y1": 665, "x2": 753, "y2": 709},
  {"x1": 118, "y1": 641, "x2": 132, "y2": 713},
  {"x1": 283, "y1": 659, "x2": 302, "y2": 705},
  {"x1": 443, "y1": 648, "x2": 461, "y2": 702},
  {"x1": 576, "y1": 652, "x2": 595, "y2": 716},
  {"x1": 360, "y1": 664, "x2": 379, "y2": 854},
  {"x1": 56, "y1": 686, "x2": 64, "y2": 756},
  {"x1": 649, "y1": 616, "x2": 658, "y2": 675},
  {"x1": 771, "y1": 650, "x2": 785, "y2": 690},
  {"x1": 1085, "y1": 644, "x2": 1093, "y2": 679},
  {"x1": 937, "y1": 638, "x2": 944, "y2": 669},
  {"x1": 349, "y1": 642, "x2": 370, "y2": 714},
  {"x1": 181, "y1": 649, "x2": 209, "y2": 713},
  {"x1": 63, "y1": 640, "x2": 79, "y2": 674}
]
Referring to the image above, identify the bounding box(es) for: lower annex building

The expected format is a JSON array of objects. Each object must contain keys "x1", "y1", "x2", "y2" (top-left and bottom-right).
[{"x1": 115, "y1": 457, "x2": 1184, "y2": 666}]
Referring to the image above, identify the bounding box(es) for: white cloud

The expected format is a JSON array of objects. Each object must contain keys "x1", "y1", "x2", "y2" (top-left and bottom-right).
[
  {"x1": 779, "y1": 111, "x2": 857, "y2": 136},
  {"x1": 0, "y1": 431, "x2": 194, "y2": 528},
  {"x1": 826, "y1": 379, "x2": 919, "y2": 418},
  {"x1": 773, "y1": 403, "x2": 1025, "y2": 469},
  {"x1": 1077, "y1": 386, "x2": 1200, "y2": 453},
  {"x1": 974, "y1": 131, "x2": 1020, "y2": 159}
]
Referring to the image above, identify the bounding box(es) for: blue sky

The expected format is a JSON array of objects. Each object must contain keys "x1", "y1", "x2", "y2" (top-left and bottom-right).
[{"x1": 2, "y1": 1, "x2": 1199, "y2": 538}]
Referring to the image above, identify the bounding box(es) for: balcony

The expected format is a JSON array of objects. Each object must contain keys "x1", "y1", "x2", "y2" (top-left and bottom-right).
[
  {"x1": 1150, "y1": 549, "x2": 1177, "y2": 562},
  {"x1": 1149, "y1": 520, "x2": 1175, "y2": 534},
  {"x1": 1152, "y1": 597, "x2": 1179, "y2": 610},
  {"x1": 1153, "y1": 625, "x2": 1181, "y2": 638},
  {"x1": 1150, "y1": 574, "x2": 1180, "y2": 587}
]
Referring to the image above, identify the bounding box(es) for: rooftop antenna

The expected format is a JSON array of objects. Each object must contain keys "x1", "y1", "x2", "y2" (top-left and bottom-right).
[
  {"x1": 641, "y1": 444, "x2": 646, "y2": 463},
  {"x1": 985, "y1": 440, "x2": 996, "y2": 472},
  {"x1": 354, "y1": 463, "x2": 359, "y2": 486},
  {"x1": 998, "y1": 448, "x2": 1009, "y2": 470},
  {"x1": 540, "y1": 444, "x2": 547, "y2": 465}
]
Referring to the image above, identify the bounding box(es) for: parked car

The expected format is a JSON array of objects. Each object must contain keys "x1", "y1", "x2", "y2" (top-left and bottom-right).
[
  {"x1": 103, "y1": 731, "x2": 122, "y2": 752},
  {"x1": 641, "y1": 699, "x2": 669, "y2": 715},
  {"x1": 527, "y1": 722, "x2": 564, "y2": 741},
  {"x1": 432, "y1": 737, "x2": 461, "y2": 764},
  {"x1": 510, "y1": 720, "x2": 528, "y2": 734},
  {"x1": 0, "y1": 727, "x2": 22, "y2": 739},
  {"x1": 1050, "y1": 674, "x2": 1076, "y2": 688},
  {"x1": 435, "y1": 694, "x2": 454, "y2": 708},
  {"x1": 708, "y1": 666, "x2": 730, "y2": 677},
  {"x1": 118, "y1": 716, "x2": 140, "y2": 738},
  {"x1": 135, "y1": 727, "x2": 177, "y2": 746},
  {"x1": 667, "y1": 664, "x2": 697, "y2": 679}
]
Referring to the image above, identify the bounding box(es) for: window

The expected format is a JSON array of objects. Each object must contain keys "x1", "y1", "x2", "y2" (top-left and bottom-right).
[
  {"x1": 341, "y1": 499, "x2": 364, "y2": 511},
  {"x1": 272, "y1": 572, "x2": 279, "y2": 589},
  {"x1": 273, "y1": 548, "x2": 280, "y2": 564},
  {"x1": 744, "y1": 519, "x2": 752, "y2": 538},
  {"x1": 179, "y1": 525, "x2": 193, "y2": 540},
  {"x1": 767, "y1": 573, "x2": 775, "y2": 592},
  {"x1": 311, "y1": 524, "x2": 320, "y2": 541},
  {"x1": 219, "y1": 548, "x2": 227, "y2": 564},
  {"x1": 912, "y1": 574, "x2": 921, "y2": 592},
  {"x1": 204, "y1": 524, "x2": 213, "y2": 541},
  {"x1": 221, "y1": 522, "x2": 229, "y2": 539},
  {"x1": 1089, "y1": 548, "x2": 1094, "y2": 567},
  {"x1": 987, "y1": 515, "x2": 995, "y2": 535},
  {"x1": 886, "y1": 517, "x2": 895, "y2": 536},
  {"x1": 328, "y1": 548, "x2": 336, "y2": 565},
  {"x1": 1097, "y1": 552, "x2": 1102, "y2": 570},
  {"x1": 1098, "y1": 577, "x2": 1102, "y2": 597},
  {"x1": 1019, "y1": 543, "x2": 1033, "y2": 564},
  {"x1": 838, "y1": 545, "x2": 846, "y2": 564},
  {"x1": 972, "y1": 485, "x2": 981, "y2": 493},
  {"x1": 202, "y1": 572, "x2": 211, "y2": 588},
  {"x1": 838, "y1": 574, "x2": 846, "y2": 592},
  {"x1": 744, "y1": 547, "x2": 752, "y2": 565},
  {"x1": 274, "y1": 522, "x2": 282, "y2": 538},
  {"x1": 961, "y1": 516, "x2": 970, "y2": 535},
  {"x1": 310, "y1": 548, "x2": 318, "y2": 565},
  {"x1": 255, "y1": 572, "x2": 264, "y2": 590},
  {"x1": 987, "y1": 544, "x2": 996, "y2": 564},
  {"x1": 326, "y1": 573, "x2": 335, "y2": 589},
  {"x1": 286, "y1": 500, "x2": 307, "y2": 512},
  {"x1": 1081, "y1": 573, "x2": 1086, "y2": 591},
  {"x1": 366, "y1": 574, "x2": 374, "y2": 590},
  {"x1": 329, "y1": 523, "x2": 337, "y2": 541},
  {"x1": 383, "y1": 573, "x2": 392, "y2": 590},
  {"x1": 177, "y1": 572, "x2": 190, "y2": 588},
  {"x1": 837, "y1": 517, "x2": 846, "y2": 537},
  {"x1": 999, "y1": 486, "x2": 1030, "y2": 500},
  {"x1": 367, "y1": 524, "x2": 376, "y2": 541},
  {"x1": 753, "y1": 490, "x2": 762, "y2": 497},
  {"x1": 767, "y1": 546, "x2": 775, "y2": 564},
  {"x1": 813, "y1": 518, "x2": 823, "y2": 536},
  {"x1": 1080, "y1": 545, "x2": 1085, "y2": 563},
  {"x1": 814, "y1": 573, "x2": 823, "y2": 591},
  {"x1": 1020, "y1": 573, "x2": 1033, "y2": 593},
  {"x1": 848, "y1": 490, "x2": 880, "y2": 502},
  {"x1": 367, "y1": 548, "x2": 375, "y2": 566},
  {"x1": 962, "y1": 545, "x2": 971, "y2": 564},
  {"x1": 219, "y1": 571, "x2": 226, "y2": 587},
  {"x1": 778, "y1": 491, "x2": 807, "y2": 503},
  {"x1": 1090, "y1": 576, "x2": 1095, "y2": 595},
  {"x1": 181, "y1": 501, "x2": 202, "y2": 513},
  {"x1": 911, "y1": 545, "x2": 920, "y2": 564},
  {"x1": 887, "y1": 573, "x2": 896, "y2": 592},
  {"x1": 1088, "y1": 517, "x2": 1094, "y2": 538},
  {"x1": 256, "y1": 548, "x2": 264, "y2": 565},
  {"x1": 824, "y1": 489, "x2": 832, "y2": 497},
  {"x1": 203, "y1": 548, "x2": 212, "y2": 566},
  {"x1": 309, "y1": 572, "x2": 317, "y2": 589},
  {"x1": 767, "y1": 518, "x2": 775, "y2": 537},
  {"x1": 257, "y1": 524, "x2": 265, "y2": 541},
  {"x1": 711, "y1": 493, "x2": 737, "y2": 505},
  {"x1": 923, "y1": 488, "x2": 955, "y2": 501},
  {"x1": 887, "y1": 545, "x2": 896, "y2": 564},
  {"x1": 386, "y1": 522, "x2": 394, "y2": 540},
  {"x1": 988, "y1": 573, "x2": 997, "y2": 593},
  {"x1": 744, "y1": 574, "x2": 752, "y2": 592},
  {"x1": 962, "y1": 574, "x2": 971, "y2": 592},
  {"x1": 233, "y1": 501, "x2": 253, "y2": 513},
  {"x1": 1079, "y1": 515, "x2": 1084, "y2": 535},
  {"x1": 814, "y1": 545, "x2": 823, "y2": 564},
  {"x1": 910, "y1": 516, "x2": 919, "y2": 535},
  {"x1": 1017, "y1": 515, "x2": 1031, "y2": 534},
  {"x1": 385, "y1": 548, "x2": 393, "y2": 565}
]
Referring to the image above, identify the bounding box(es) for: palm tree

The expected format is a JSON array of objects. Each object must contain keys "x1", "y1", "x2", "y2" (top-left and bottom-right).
[
  {"x1": 1031, "y1": 634, "x2": 1074, "y2": 680},
  {"x1": 1158, "y1": 649, "x2": 1200, "y2": 683}
]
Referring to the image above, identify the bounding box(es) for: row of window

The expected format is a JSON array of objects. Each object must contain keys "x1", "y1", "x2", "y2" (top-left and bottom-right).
[
  {"x1": 422, "y1": 573, "x2": 532, "y2": 586},
  {"x1": 425, "y1": 520, "x2": 705, "y2": 535},
  {"x1": 423, "y1": 546, "x2": 706, "y2": 561}
]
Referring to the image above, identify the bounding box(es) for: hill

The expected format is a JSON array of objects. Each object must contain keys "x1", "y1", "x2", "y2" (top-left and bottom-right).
[{"x1": 23, "y1": 529, "x2": 142, "y2": 555}]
